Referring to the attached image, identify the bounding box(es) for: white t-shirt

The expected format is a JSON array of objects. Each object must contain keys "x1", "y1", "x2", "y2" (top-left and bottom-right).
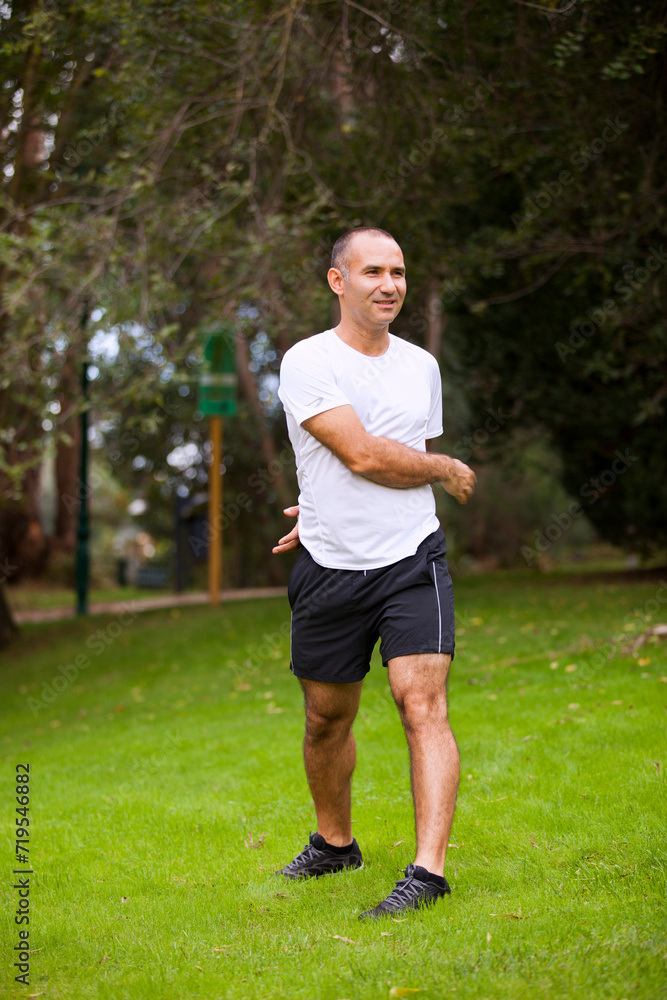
[{"x1": 278, "y1": 328, "x2": 443, "y2": 570}]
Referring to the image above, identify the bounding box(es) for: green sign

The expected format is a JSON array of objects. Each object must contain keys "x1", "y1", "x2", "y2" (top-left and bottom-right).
[{"x1": 198, "y1": 323, "x2": 238, "y2": 416}]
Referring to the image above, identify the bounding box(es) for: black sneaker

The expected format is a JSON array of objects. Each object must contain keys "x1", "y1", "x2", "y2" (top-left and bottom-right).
[
  {"x1": 358, "y1": 864, "x2": 450, "y2": 919},
  {"x1": 276, "y1": 833, "x2": 363, "y2": 879}
]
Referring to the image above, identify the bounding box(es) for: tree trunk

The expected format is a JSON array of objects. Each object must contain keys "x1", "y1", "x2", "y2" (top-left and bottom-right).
[
  {"x1": 425, "y1": 278, "x2": 446, "y2": 358},
  {"x1": 235, "y1": 327, "x2": 295, "y2": 584},
  {"x1": 0, "y1": 36, "x2": 50, "y2": 585},
  {"x1": 53, "y1": 348, "x2": 82, "y2": 552},
  {"x1": 235, "y1": 328, "x2": 293, "y2": 512},
  {"x1": 0, "y1": 465, "x2": 49, "y2": 584},
  {"x1": 0, "y1": 585, "x2": 19, "y2": 649}
]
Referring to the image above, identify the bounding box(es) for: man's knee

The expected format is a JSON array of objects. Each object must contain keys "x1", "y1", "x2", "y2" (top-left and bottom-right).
[
  {"x1": 301, "y1": 679, "x2": 360, "y2": 740},
  {"x1": 398, "y1": 690, "x2": 448, "y2": 731},
  {"x1": 304, "y1": 706, "x2": 353, "y2": 742}
]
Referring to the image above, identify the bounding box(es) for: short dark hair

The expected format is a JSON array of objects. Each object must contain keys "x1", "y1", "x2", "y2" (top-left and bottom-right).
[{"x1": 331, "y1": 227, "x2": 398, "y2": 279}]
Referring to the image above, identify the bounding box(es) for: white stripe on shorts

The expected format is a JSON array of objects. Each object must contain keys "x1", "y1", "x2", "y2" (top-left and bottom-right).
[
  {"x1": 289, "y1": 611, "x2": 293, "y2": 669},
  {"x1": 432, "y1": 563, "x2": 442, "y2": 652}
]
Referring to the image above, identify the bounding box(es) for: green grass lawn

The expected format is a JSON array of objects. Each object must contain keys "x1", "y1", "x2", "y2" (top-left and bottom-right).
[
  {"x1": 6, "y1": 586, "x2": 171, "y2": 613},
  {"x1": 1, "y1": 574, "x2": 666, "y2": 999}
]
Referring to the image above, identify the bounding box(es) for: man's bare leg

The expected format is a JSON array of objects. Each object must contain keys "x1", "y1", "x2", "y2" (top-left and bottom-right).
[
  {"x1": 300, "y1": 678, "x2": 363, "y2": 846},
  {"x1": 387, "y1": 652, "x2": 459, "y2": 876}
]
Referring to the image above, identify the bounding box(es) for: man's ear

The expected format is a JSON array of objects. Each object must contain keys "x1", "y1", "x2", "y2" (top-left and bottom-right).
[{"x1": 327, "y1": 267, "x2": 344, "y2": 296}]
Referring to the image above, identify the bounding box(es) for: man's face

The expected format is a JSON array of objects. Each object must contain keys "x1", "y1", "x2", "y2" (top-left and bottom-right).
[{"x1": 332, "y1": 234, "x2": 407, "y2": 330}]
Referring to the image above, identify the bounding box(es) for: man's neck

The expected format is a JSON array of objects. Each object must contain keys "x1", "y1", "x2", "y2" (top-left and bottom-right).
[{"x1": 333, "y1": 318, "x2": 390, "y2": 357}]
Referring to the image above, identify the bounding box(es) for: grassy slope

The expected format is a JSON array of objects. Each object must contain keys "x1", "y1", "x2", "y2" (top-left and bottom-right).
[{"x1": 0, "y1": 575, "x2": 665, "y2": 1000}]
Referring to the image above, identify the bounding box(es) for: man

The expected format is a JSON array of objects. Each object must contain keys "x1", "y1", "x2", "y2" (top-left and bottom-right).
[{"x1": 272, "y1": 227, "x2": 476, "y2": 919}]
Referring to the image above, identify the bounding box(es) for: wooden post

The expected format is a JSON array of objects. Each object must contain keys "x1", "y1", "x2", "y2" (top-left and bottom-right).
[{"x1": 208, "y1": 416, "x2": 223, "y2": 606}]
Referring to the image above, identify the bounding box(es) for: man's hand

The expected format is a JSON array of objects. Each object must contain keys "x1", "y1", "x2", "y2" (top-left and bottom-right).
[
  {"x1": 440, "y1": 459, "x2": 476, "y2": 504},
  {"x1": 272, "y1": 505, "x2": 300, "y2": 553}
]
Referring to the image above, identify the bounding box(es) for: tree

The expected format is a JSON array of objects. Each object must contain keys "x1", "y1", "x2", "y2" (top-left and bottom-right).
[
  {"x1": 415, "y1": 0, "x2": 667, "y2": 555},
  {"x1": 2, "y1": 0, "x2": 666, "y2": 649}
]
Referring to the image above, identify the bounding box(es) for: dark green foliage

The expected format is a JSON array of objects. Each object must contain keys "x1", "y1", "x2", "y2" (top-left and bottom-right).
[{"x1": 1, "y1": 0, "x2": 665, "y2": 591}]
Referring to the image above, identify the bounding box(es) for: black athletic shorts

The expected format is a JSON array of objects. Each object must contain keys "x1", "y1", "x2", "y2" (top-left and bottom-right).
[{"x1": 288, "y1": 527, "x2": 455, "y2": 684}]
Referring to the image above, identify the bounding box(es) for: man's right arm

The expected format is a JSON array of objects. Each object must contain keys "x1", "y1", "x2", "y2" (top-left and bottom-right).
[{"x1": 301, "y1": 405, "x2": 476, "y2": 504}]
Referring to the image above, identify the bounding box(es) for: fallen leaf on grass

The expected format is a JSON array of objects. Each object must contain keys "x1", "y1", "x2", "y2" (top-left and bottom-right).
[
  {"x1": 564, "y1": 664, "x2": 577, "y2": 673},
  {"x1": 244, "y1": 832, "x2": 265, "y2": 849},
  {"x1": 486, "y1": 932, "x2": 492, "y2": 942},
  {"x1": 530, "y1": 835, "x2": 538, "y2": 848},
  {"x1": 194, "y1": 965, "x2": 203, "y2": 972},
  {"x1": 638, "y1": 657, "x2": 651, "y2": 666},
  {"x1": 654, "y1": 762, "x2": 660, "y2": 774},
  {"x1": 381, "y1": 932, "x2": 394, "y2": 937},
  {"x1": 275, "y1": 892, "x2": 287, "y2": 898},
  {"x1": 389, "y1": 839, "x2": 405, "y2": 855},
  {"x1": 491, "y1": 906, "x2": 525, "y2": 920},
  {"x1": 332, "y1": 935, "x2": 355, "y2": 944},
  {"x1": 389, "y1": 989, "x2": 423, "y2": 997}
]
